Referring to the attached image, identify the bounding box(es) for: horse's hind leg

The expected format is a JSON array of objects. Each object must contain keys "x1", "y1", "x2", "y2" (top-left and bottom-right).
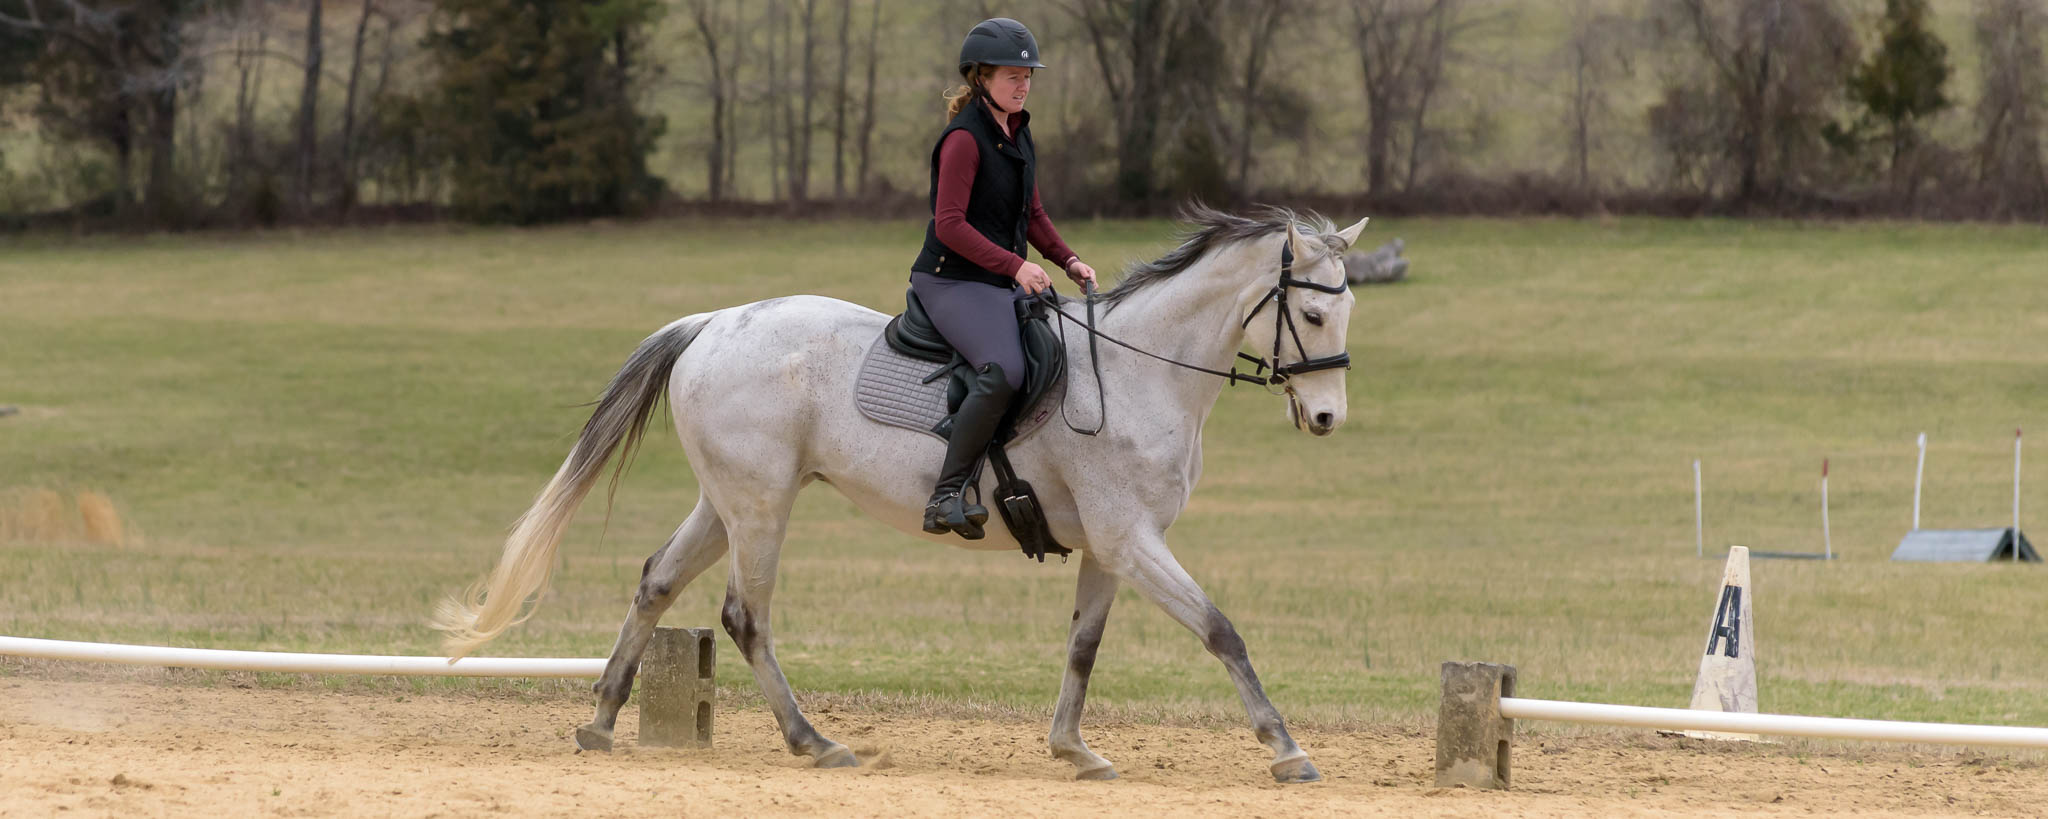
[
  {"x1": 575, "y1": 497, "x2": 727, "y2": 751},
  {"x1": 719, "y1": 508, "x2": 857, "y2": 768}
]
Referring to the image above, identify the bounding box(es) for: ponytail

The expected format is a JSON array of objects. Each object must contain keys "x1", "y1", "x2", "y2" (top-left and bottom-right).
[{"x1": 943, "y1": 65, "x2": 995, "y2": 118}]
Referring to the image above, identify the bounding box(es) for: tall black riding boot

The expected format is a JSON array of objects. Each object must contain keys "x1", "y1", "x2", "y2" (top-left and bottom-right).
[{"x1": 923, "y1": 362, "x2": 1015, "y2": 539}]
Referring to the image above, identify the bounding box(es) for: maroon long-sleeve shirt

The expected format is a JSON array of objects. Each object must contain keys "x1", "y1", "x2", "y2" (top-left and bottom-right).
[{"x1": 933, "y1": 123, "x2": 1078, "y2": 279}]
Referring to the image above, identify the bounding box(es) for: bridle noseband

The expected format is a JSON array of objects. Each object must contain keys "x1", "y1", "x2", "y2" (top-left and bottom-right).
[{"x1": 1040, "y1": 231, "x2": 1354, "y2": 434}]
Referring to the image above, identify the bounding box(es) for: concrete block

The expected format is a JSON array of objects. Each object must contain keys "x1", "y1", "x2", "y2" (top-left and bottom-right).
[
  {"x1": 638, "y1": 626, "x2": 715, "y2": 748},
  {"x1": 1435, "y1": 661, "x2": 1516, "y2": 790}
]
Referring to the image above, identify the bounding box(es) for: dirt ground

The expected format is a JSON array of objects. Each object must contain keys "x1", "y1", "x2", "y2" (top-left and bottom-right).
[{"x1": 3, "y1": 672, "x2": 2043, "y2": 818}]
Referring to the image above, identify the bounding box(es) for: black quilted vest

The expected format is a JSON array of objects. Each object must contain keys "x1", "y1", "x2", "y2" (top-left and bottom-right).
[{"x1": 910, "y1": 101, "x2": 1036, "y2": 288}]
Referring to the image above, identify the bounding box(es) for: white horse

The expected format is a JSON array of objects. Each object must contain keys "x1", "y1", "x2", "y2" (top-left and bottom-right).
[{"x1": 433, "y1": 206, "x2": 1369, "y2": 783}]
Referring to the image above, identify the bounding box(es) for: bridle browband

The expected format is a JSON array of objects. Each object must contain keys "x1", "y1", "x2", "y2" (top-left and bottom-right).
[{"x1": 1039, "y1": 230, "x2": 1353, "y2": 435}]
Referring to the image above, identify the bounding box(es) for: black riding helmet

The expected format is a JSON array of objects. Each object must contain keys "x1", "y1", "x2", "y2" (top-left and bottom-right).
[{"x1": 958, "y1": 18, "x2": 1046, "y2": 77}]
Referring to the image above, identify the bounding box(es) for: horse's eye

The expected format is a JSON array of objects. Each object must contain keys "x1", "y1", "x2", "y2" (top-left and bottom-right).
[{"x1": 1304, "y1": 311, "x2": 1324, "y2": 327}]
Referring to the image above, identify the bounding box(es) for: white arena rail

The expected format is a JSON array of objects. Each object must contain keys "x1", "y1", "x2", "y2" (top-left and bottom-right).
[
  {"x1": 0, "y1": 636, "x2": 606, "y2": 678},
  {"x1": 1437, "y1": 661, "x2": 2048, "y2": 791},
  {"x1": 1501, "y1": 697, "x2": 2048, "y2": 750}
]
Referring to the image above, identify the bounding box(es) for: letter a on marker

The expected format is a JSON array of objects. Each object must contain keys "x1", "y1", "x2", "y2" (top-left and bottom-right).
[{"x1": 1706, "y1": 586, "x2": 1741, "y2": 658}]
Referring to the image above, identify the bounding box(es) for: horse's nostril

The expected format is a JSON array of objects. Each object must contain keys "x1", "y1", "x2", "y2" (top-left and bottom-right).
[{"x1": 1314, "y1": 412, "x2": 1334, "y2": 428}]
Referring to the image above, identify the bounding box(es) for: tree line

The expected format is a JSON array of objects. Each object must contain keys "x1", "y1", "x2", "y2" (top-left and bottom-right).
[{"x1": 2, "y1": 0, "x2": 2046, "y2": 229}]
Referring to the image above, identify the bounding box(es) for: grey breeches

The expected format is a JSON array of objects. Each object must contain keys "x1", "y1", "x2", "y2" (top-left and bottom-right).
[{"x1": 909, "y1": 272, "x2": 1027, "y2": 392}]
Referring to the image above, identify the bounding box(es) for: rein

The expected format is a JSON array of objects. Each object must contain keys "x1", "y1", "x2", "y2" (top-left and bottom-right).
[{"x1": 1039, "y1": 234, "x2": 1353, "y2": 435}]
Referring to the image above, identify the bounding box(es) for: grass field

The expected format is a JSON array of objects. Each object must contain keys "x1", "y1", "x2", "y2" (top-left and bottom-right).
[{"x1": 3, "y1": 216, "x2": 2045, "y2": 736}]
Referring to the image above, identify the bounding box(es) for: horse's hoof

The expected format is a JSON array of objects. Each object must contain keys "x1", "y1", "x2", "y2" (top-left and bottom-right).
[
  {"x1": 1075, "y1": 765, "x2": 1119, "y2": 781},
  {"x1": 814, "y1": 745, "x2": 859, "y2": 769},
  {"x1": 1270, "y1": 754, "x2": 1321, "y2": 784},
  {"x1": 574, "y1": 724, "x2": 614, "y2": 752}
]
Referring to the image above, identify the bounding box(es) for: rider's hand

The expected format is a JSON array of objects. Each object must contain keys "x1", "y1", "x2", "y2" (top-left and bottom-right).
[
  {"x1": 1065, "y1": 260, "x2": 1097, "y2": 289},
  {"x1": 1015, "y1": 261, "x2": 1053, "y2": 294}
]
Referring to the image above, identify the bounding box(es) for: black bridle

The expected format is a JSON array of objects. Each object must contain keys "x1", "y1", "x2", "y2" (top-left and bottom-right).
[
  {"x1": 1039, "y1": 234, "x2": 1353, "y2": 435},
  {"x1": 1242, "y1": 240, "x2": 1354, "y2": 385}
]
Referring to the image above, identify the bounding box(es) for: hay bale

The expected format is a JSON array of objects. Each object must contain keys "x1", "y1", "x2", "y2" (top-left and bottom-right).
[
  {"x1": 1, "y1": 488, "x2": 74, "y2": 542},
  {"x1": 78, "y1": 491, "x2": 127, "y2": 546},
  {"x1": 0, "y1": 488, "x2": 133, "y2": 546}
]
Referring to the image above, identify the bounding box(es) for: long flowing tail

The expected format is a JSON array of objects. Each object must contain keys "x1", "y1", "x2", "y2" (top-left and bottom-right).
[{"x1": 432, "y1": 313, "x2": 714, "y2": 659}]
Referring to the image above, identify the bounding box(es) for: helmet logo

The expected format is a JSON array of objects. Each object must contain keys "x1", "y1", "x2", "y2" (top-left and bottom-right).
[{"x1": 1021, "y1": 50, "x2": 1030, "y2": 58}]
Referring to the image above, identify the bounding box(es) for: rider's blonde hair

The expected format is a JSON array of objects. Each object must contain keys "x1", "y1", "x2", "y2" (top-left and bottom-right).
[{"x1": 943, "y1": 65, "x2": 999, "y2": 118}]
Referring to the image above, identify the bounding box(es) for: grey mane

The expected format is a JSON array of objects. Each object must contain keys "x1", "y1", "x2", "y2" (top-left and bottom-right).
[{"x1": 1100, "y1": 204, "x2": 1341, "y2": 307}]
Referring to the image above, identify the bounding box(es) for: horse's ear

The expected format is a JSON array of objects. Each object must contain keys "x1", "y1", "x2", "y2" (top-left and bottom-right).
[
  {"x1": 1335, "y1": 217, "x2": 1371, "y2": 251},
  {"x1": 1288, "y1": 220, "x2": 1315, "y2": 262}
]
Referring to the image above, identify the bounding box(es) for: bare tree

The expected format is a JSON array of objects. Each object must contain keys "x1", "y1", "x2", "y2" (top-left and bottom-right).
[
  {"x1": 363, "y1": 2, "x2": 414, "y2": 202},
  {"x1": 1069, "y1": 0, "x2": 1190, "y2": 205},
  {"x1": 140, "y1": 4, "x2": 186, "y2": 224},
  {"x1": 1559, "y1": 0, "x2": 1635, "y2": 192},
  {"x1": 339, "y1": 0, "x2": 376, "y2": 213},
  {"x1": 722, "y1": 0, "x2": 745, "y2": 199},
  {"x1": 1402, "y1": 0, "x2": 1454, "y2": 190},
  {"x1": 689, "y1": 0, "x2": 739, "y2": 201},
  {"x1": 832, "y1": 0, "x2": 850, "y2": 198},
  {"x1": 1973, "y1": 0, "x2": 2048, "y2": 215},
  {"x1": 855, "y1": 0, "x2": 880, "y2": 196},
  {"x1": 228, "y1": 4, "x2": 272, "y2": 211},
  {"x1": 1654, "y1": 0, "x2": 1859, "y2": 202},
  {"x1": 766, "y1": 0, "x2": 785, "y2": 199},
  {"x1": 1230, "y1": 0, "x2": 1292, "y2": 195},
  {"x1": 294, "y1": 0, "x2": 323, "y2": 216},
  {"x1": 1348, "y1": 0, "x2": 1461, "y2": 195},
  {"x1": 795, "y1": 0, "x2": 818, "y2": 202}
]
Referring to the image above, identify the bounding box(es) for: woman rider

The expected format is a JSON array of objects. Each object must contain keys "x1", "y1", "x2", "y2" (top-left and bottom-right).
[{"x1": 912, "y1": 17, "x2": 1096, "y2": 540}]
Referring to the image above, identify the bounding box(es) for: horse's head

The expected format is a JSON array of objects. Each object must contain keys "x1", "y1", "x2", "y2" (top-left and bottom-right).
[{"x1": 1243, "y1": 215, "x2": 1369, "y2": 438}]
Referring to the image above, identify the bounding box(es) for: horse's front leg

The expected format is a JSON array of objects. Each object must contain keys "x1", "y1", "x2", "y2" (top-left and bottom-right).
[
  {"x1": 1048, "y1": 552, "x2": 1119, "y2": 780},
  {"x1": 1092, "y1": 531, "x2": 1320, "y2": 784}
]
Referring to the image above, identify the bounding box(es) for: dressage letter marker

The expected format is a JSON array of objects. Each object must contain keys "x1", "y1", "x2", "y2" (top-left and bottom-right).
[{"x1": 1685, "y1": 546, "x2": 1759, "y2": 741}]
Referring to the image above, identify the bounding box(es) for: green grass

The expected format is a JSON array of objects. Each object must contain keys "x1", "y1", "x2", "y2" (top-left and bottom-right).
[{"x1": 2, "y1": 216, "x2": 2046, "y2": 734}]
